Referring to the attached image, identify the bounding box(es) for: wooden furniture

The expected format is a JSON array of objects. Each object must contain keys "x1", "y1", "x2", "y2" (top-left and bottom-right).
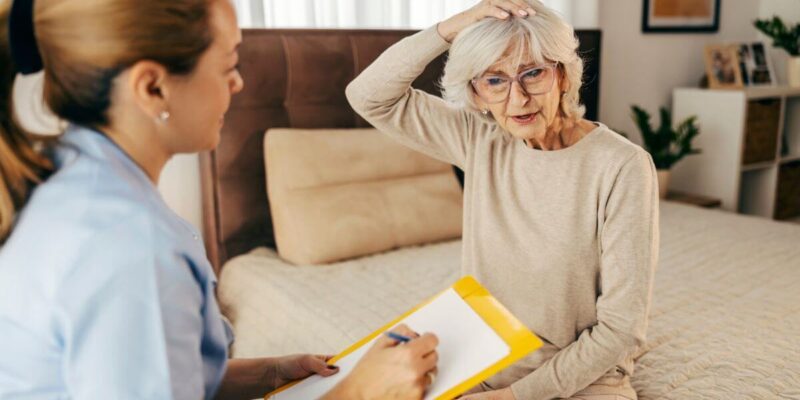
[
  {"x1": 665, "y1": 191, "x2": 722, "y2": 208},
  {"x1": 199, "y1": 28, "x2": 603, "y2": 273},
  {"x1": 671, "y1": 86, "x2": 800, "y2": 220}
]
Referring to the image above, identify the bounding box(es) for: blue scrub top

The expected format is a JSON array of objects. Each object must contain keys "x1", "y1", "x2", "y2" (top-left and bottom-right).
[{"x1": 0, "y1": 125, "x2": 233, "y2": 399}]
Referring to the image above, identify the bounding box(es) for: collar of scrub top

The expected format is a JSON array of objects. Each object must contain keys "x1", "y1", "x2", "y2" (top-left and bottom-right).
[{"x1": 9, "y1": 0, "x2": 44, "y2": 75}]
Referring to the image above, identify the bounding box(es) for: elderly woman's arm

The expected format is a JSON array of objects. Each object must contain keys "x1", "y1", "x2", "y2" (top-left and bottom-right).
[
  {"x1": 345, "y1": 26, "x2": 478, "y2": 169},
  {"x1": 508, "y1": 151, "x2": 660, "y2": 400}
]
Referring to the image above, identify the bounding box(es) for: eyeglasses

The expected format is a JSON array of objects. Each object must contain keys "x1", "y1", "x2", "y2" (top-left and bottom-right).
[{"x1": 470, "y1": 62, "x2": 559, "y2": 104}]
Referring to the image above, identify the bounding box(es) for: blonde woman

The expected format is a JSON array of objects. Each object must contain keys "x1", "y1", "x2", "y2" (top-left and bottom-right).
[
  {"x1": 0, "y1": 0, "x2": 438, "y2": 398},
  {"x1": 347, "y1": 1, "x2": 659, "y2": 399}
]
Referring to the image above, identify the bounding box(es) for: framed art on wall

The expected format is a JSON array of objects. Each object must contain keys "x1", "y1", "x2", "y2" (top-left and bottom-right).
[{"x1": 642, "y1": 0, "x2": 720, "y2": 33}]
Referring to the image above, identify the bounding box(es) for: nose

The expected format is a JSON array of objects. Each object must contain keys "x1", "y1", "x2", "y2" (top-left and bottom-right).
[
  {"x1": 507, "y1": 80, "x2": 530, "y2": 107},
  {"x1": 231, "y1": 71, "x2": 244, "y2": 94}
]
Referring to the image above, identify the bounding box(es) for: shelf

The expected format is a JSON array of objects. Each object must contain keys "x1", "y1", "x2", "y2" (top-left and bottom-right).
[
  {"x1": 780, "y1": 154, "x2": 800, "y2": 164},
  {"x1": 743, "y1": 86, "x2": 800, "y2": 99},
  {"x1": 741, "y1": 160, "x2": 776, "y2": 171},
  {"x1": 739, "y1": 167, "x2": 778, "y2": 218},
  {"x1": 674, "y1": 86, "x2": 800, "y2": 100}
]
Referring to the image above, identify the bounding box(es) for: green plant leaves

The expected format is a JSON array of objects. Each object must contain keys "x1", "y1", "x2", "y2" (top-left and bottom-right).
[
  {"x1": 753, "y1": 16, "x2": 800, "y2": 56},
  {"x1": 630, "y1": 105, "x2": 701, "y2": 170}
]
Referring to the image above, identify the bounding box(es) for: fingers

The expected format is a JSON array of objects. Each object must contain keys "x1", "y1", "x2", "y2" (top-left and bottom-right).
[
  {"x1": 301, "y1": 354, "x2": 339, "y2": 377},
  {"x1": 408, "y1": 332, "x2": 439, "y2": 357},
  {"x1": 486, "y1": 0, "x2": 536, "y2": 19}
]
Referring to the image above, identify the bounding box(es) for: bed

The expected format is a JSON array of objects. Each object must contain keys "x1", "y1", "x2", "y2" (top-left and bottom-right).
[{"x1": 201, "y1": 29, "x2": 800, "y2": 399}]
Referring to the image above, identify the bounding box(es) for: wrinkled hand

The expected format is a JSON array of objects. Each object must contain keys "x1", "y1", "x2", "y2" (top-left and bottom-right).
[
  {"x1": 459, "y1": 387, "x2": 516, "y2": 400},
  {"x1": 437, "y1": 0, "x2": 536, "y2": 42},
  {"x1": 273, "y1": 354, "x2": 339, "y2": 389}
]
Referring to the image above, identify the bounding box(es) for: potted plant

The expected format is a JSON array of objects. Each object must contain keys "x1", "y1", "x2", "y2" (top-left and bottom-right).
[
  {"x1": 629, "y1": 105, "x2": 701, "y2": 198},
  {"x1": 754, "y1": 16, "x2": 800, "y2": 87}
]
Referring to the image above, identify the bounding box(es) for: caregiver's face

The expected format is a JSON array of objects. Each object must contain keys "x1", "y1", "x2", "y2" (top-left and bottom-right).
[{"x1": 472, "y1": 41, "x2": 565, "y2": 141}]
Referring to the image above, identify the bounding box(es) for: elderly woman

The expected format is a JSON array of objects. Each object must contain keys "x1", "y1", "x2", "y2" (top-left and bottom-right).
[{"x1": 346, "y1": 0, "x2": 658, "y2": 399}]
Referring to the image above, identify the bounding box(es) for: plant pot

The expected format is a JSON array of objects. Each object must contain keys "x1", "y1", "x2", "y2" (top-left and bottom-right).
[
  {"x1": 657, "y1": 169, "x2": 670, "y2": 199},
  {"x1": 789, "y1": 57, "x2": 800, "y2": 88}
]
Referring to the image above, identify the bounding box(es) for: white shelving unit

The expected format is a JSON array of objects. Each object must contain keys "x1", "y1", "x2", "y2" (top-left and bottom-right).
[{"x1": 671, "y1": 86, "x2": 800, "y2": 219}]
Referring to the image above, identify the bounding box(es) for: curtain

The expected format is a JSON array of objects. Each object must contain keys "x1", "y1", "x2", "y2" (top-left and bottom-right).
[{"x1": 233, "y1": 0, "x2": 598, "y2": 29}]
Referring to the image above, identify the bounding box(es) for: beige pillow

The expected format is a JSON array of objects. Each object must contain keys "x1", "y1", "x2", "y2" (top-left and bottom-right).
[{"x1": 265, "y1": 128, "x2": 462, "y2": 265}]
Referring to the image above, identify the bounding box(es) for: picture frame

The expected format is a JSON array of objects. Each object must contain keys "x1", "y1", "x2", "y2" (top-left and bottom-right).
[
  {"x1": 642, "y1": 0, "x2": 720, "y2": 33},
  {"x1": 704, "y1": 44, "x2": 744, "y2": 89},
  {"x1": 736, "y1": 42, "x2": 776, "y2": 87}
]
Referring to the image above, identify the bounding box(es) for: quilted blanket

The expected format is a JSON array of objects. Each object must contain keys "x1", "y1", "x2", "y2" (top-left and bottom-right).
[{"x1": 218, "y1": 202, "x2": 800, "y2": 399}]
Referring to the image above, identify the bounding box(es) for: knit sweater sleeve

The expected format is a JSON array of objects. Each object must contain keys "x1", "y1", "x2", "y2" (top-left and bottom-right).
[
  {"x1": 510, "y1": 150, "x2": 660, "y2": 399},
  {"x1": 345, "y1": 25, "x2": 477, "y2": 169}
]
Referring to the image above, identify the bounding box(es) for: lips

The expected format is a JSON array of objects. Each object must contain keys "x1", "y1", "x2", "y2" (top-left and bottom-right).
[{"x1": 511, "y1": 113, "x2": 537, "y2": 124}]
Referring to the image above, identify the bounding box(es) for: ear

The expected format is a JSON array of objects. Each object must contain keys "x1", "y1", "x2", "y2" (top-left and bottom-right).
[
  {"x1": 125, "y1": 60, "x2": 171, "y2": 121},
  {"x1": 557, "y1": 65, "x2": 569, "y2": 93},
  {"x1": 470, "y1": 89, "x2": 489, "y2": 114}
]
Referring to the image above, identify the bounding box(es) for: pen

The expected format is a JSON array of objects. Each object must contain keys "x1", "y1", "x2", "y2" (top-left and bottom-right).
[{"x1": 386, "y1": 331, "x2": 412, "y2": 343}]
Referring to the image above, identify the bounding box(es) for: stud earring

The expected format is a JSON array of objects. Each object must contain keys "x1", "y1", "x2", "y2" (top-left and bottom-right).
[
  {"x1": 481, "y1": 109, "x2": 489, "y2": 115},
  {"x1": 158, "y1": 110, "x2": 170, "y2": 122}
]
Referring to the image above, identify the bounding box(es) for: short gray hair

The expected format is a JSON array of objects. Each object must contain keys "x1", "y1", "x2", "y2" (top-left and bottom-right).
[{"x1": 440, "y1": 0, "x2": 585, "y2": 122}]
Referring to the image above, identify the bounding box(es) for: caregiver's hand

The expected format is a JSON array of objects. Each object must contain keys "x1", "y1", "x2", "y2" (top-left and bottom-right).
[
  {"x1": 324, "y1": 324, "x2": 439, "y2": 400},
  {"x1": 272, "y1": 354, "x2": 340, "y2": 388},
  {"x1": 437, "y1": 0, "x2": 536, "y2": 42}
]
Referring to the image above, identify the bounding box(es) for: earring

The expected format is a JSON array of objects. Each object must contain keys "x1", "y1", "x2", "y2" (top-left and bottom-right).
[
  {"x1": 481, "y1": 109, "x2": 489, "y2": 115},
  {"x1": 158, "y1": 110, "x2": 170, "y2": 122}
]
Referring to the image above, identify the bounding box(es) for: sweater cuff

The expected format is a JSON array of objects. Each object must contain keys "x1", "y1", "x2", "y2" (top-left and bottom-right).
[
  {"x1": 510, "y1": 368, "x2": 561, "y2": 400},
  {"x1": 399, "y1": 24, "x2": 450, "y2": 66}
]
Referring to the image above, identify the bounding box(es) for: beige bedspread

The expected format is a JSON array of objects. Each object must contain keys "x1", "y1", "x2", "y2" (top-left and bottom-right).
[{"x1": 218, "y1": 202, "x2": 800, "y2": 399}]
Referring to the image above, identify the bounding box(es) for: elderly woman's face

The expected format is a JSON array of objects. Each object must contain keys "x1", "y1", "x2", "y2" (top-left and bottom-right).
[{"x1": 473, "y1": 44, "x2": 565, "y2": 140}]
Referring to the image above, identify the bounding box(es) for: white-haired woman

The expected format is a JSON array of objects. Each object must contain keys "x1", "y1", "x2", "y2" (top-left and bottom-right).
[{"x1": 347, "y1": 1, "x2": 658, "y2": 399}]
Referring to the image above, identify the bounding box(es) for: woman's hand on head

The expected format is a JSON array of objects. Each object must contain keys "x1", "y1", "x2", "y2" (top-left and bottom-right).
[
  {"x1": 325, "y1": 324, "x2": 439, "y2": 400},
  {"x1": 437, "y1": 0, "x2": 536, "y2": 42}
]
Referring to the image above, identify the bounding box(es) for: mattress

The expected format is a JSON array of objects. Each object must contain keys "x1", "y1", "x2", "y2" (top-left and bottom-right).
[{"x1": 218, "y1": 202, "x2": 800, "y2": 399}]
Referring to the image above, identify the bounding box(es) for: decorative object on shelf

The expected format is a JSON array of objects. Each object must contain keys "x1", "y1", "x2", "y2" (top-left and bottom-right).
[
  {"x1": 642, "y1": 0, "x2": 720, "y2": 33},
  {"x1": 704, "y1": 44, "x2": 744, "y2": 89},
  {"x1": 753, "y1": 16, "x2": 800, "y2": 87},
  {"x1": 629, "y1": 105, "x2": 701, "y2": 198},
  {"x1": 735, "y1": 42, "x2": 776, "y2": 86}
]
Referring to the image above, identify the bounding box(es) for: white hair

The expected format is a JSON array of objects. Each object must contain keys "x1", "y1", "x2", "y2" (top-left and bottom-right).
[{"x1": 440, "y1": 0, "x2": 586, "y2": 123}]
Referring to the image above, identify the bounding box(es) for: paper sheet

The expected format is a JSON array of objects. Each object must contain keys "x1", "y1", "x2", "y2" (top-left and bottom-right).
[{"x1": 270, "y1": 288, "x2": 511, "y2": 400}]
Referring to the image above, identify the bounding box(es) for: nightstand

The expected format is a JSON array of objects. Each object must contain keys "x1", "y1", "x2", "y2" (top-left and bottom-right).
[{"x1": 665, "y1": 191, "x2": 722, "y2": 209}]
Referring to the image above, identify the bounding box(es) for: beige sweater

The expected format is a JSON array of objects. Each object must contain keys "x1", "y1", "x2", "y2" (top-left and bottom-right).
[{"x1": 346, "y1": 26, "x2": 659, "y2": 400}]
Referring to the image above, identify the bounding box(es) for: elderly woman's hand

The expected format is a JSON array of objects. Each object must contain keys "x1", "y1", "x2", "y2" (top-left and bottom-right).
[{"x1": 437, "y1": 0, "x2": 536, "y2": 42}]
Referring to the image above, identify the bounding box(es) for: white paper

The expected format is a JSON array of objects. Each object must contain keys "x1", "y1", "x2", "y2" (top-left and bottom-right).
[{"x1": 271, "y1": 289, "x2": 511, "y2": 400}]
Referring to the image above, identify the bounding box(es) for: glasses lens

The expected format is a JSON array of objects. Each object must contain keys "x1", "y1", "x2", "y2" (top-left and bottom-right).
[
  {"x1": 521, "y1": 66, "x2": 555, "y2": 95},
  {"x1": 474, "y1": 76, "x2": 510, "y2": 103}
]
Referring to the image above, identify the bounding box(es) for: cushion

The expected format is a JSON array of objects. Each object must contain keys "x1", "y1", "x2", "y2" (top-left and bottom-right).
[{"x1": 264, "y1": 128, "x2": 462, "y2": 265}]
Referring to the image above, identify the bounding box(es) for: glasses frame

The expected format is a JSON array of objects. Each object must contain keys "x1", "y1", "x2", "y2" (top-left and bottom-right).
[{"x1": 470, "y1": 62, "x2": 560, "y2": 105}]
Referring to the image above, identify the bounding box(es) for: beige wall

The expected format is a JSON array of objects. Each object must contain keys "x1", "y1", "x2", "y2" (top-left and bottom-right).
[{"x1": 598, "y1": 0, "x2": 763, "y2": 146}]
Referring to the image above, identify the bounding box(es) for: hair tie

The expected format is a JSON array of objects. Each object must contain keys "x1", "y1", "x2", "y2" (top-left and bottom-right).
[{"x1": 9, "y1": 0, "x2": 43, "y2": 75}]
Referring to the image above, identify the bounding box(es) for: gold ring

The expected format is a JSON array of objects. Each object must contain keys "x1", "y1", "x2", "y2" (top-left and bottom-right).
[{"x1": 426, "y1": 371, "x2": 437, "y2": 386}]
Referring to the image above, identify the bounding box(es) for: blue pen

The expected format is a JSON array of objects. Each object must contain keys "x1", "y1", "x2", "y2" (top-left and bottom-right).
[{"x1": 386, "y1": 331, "x2": 412, "y2": 343}]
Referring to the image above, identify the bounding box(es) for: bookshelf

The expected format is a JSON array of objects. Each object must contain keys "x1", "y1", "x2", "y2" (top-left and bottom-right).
[{"x1": 671, "y1": 86, "x2": 800, "y2": 220}]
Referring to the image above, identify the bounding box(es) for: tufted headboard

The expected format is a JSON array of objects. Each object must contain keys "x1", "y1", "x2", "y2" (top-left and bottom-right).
[{"x1": 199, "y1": 28, "x2": 602, "y2": 273}]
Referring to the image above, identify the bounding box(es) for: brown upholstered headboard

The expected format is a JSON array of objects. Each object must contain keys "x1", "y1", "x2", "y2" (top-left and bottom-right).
[{"x1": 200, "y1": 28, "x2": 602, "y2": 273}]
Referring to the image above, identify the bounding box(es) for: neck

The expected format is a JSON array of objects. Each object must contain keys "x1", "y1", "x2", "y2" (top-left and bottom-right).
[
  {"x1": 98, "y1": 124, "x2": 171, "y2": 184},
  {"x1": 524, "y1": 118, "x2": 593, "y2": 151}
]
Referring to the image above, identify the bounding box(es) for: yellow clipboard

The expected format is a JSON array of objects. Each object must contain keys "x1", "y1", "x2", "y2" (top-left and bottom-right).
[{"x1": 266, "y1": 275, "x2": 543, "y2": 400}]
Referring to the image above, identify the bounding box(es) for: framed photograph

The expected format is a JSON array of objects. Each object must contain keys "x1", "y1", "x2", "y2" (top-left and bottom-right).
[
  {"x1": 704, "y1": 44, "x2": 743, "y2": 89},
  {"x1": 736, "y1": 42, "x2": 776, "y2": 86},
  {"x1": 642, "y1": 0, "x2": 720, "y2": 33}
]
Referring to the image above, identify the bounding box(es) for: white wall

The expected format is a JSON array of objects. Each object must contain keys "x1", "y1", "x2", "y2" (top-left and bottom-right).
[{"x1": 598, "y1": 0, "x2": 762, "y2": 146}]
